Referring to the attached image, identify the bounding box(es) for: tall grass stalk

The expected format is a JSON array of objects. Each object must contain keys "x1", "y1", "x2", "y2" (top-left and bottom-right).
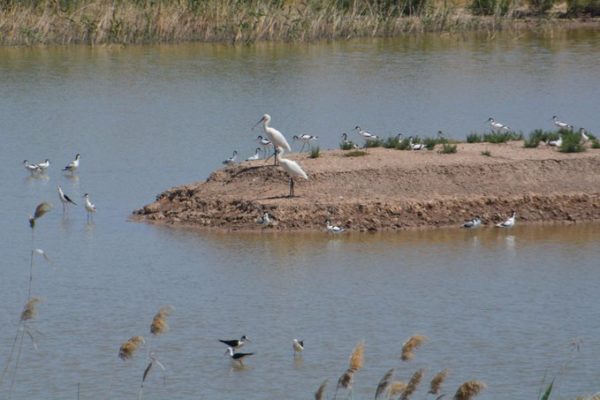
[{"x1": 0, "y1": 0, "x2": 541, "y2": 45}]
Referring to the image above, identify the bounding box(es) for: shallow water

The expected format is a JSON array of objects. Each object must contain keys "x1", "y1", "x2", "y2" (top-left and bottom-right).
[{"x1": 1, "y1": 32, "x2": 600, "y2": 399}]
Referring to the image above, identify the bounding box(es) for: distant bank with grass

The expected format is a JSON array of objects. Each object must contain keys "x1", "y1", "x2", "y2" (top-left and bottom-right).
[{"x1": 1, "y1": 0, "x2": 599, "y2": 45}]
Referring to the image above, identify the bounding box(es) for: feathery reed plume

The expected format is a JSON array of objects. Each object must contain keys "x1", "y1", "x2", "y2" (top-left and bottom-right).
[
  {"x1": 150, "y1": 305, "x2": 174, "y2": 336},
  {"x1": 315, "y1": 379, "x2": 328, "y2": 400},
  {"x1": 20, "y1": 298, "x2": 41, "y2": 321},
  {"x1": 119, "y1": 336, "x2": 145, "y2": 360},
  {"x1": 388, "y1": 381, "x2": 407, "y2": 399},
  {"x1": 401, "y1": 369, "x2": 424, "y2": 400},
  {"x1": 29, "y1": 202, "x2": 52, "y2": 228},
  {"x1": 349, "y1": 341, "x2": 365, "y2": 371},
  {"x1": 453, "y1": 380, "x2": 486, "y2": 400},
  {"x1": 401, "y1": 334, "x2": 426, "y2": 361},
  {"x1": 429, "y1": 369, "x2": 449, "y2": 395},
  {"x1": 375, "y1": 368, "x2": 395, "y2": 399}
]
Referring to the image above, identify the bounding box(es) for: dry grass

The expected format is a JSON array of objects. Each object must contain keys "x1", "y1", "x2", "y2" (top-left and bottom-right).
[
  {"x1": 375, "y1": 368, "x2": 395, "y2": 399},
  {"x1": 349, "y1": 341, "x2": 365, "y2": 371},
  {"x1": 453, "y1": 380, "x2": 487, "y2": 400},
  {"x1": 0, "y1": 0, "x2": 557, "y2": 45},
  {"x1": 29, "y1": 202, "x2": 52, "y2": 228},
  {"x1": 119, "y1": 336, "x2": 145, "y2": 360},
  {"x1": 150, "y1": 305, "x2": 174, "y2": 336},
  {"x1": 401, "y1": 369, "x2": 424, "y2": 400},
  {"x1": 20, "y1": 298, "x2": 41, "y2": 321},
  {"x1": 388, "y1": 381, "x2": 408, "y2": 398},
  {"x1": 314, "y1": 379, "x2": 328, "y2": 400},
  {"x1": 401, "y1": 334, "x2": 426, "y2": 361},
  {"x1": 429, "y1": 368, "x2": 449, "y2": 394}
]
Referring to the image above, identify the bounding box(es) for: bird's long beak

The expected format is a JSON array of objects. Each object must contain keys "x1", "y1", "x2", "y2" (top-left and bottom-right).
[{"x1": 252, "y1": 117, "x2": 264, "y2": 130}]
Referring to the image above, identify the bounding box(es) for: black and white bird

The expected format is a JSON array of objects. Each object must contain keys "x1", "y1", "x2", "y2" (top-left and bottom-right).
[
  {"x1": 292, "y1": 339, "x2": 304, "y2": 355},
  {"x1": 553, "y1": 115, "x2": 573, "y2": 130},
  {"x1": 408, "y1": 136, "x2": 426, "y2": 150},
  {"x1": 256, "y1": 135, "x2": 272, "y2": 159},
  {"x1": 82, "y1": 193, "x2": 96, "y2": 222},
  {"x1": 36, "y1": 159, "x2": 50, "y2": 172},
  {"x1": 63, "y1": 154, "x2": 81, "y2": 173},
  {"x1": 355, "y1": 126, "x2": 378, "y2": 143},
  {"x1": 23, "y1": 160, "x2": 41, "y2": 175},
  {"x1": 223, "y1": 151, "x2": 238, "y2": 165},
  {"x1": 326, "y1": 220, "x2": 345, "y2": 233},
  {"x1": 257, "y1": 212, "x2": 272, "y2": 226},
  {"x1": 496, "y1": 211, "x2": 516, "y2": 228},
  {"x1": 293, "y1": 134, "x2": 319, "y2": 152},
  {"x1": 463, "y1": 216, "x2": 482, "y2": 228},
  {"x1": 225, "y1": 347, "x2": 254, "y2": 365},
  {"x1": 579, "y1": 128, "x2": 590, "y2": 143},
  {"x1": 246, "y1": 148, "x2": 262, "y2": 161},
  {"x1": 487, "y1": 117, "x2": 510, "y2": 132},
  {"x1": 219, "y1": 335, "x2": 249, "y2": 350},
  {"x1": 57, "y1": 185, "x2": 77, "y2": 214},
  {"x1": 547, "y1": 135, "x2": 563, "y2": 147}
]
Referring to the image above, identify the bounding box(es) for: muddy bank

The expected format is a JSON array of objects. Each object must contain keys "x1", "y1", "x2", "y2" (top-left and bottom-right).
[{"x1": 133, "y1": 142, "x2": 600, "y2": 232}]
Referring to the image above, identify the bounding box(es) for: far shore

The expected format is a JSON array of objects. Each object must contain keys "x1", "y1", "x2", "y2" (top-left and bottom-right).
[
  {"x1": 133, "y1": 141, "x2": 600, "y2": 232},
  {"x1": 1, "y1": 0, "x2": 599, "y2": 46}
]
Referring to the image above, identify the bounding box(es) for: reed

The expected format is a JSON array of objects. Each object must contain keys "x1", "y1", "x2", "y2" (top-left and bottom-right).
[
  {"x1": 429, "y1": 368, "x2": 449, "y2": 395},
  {"x1": 466, "y1": 133, "x2": 482, "y2": 143},
  {"x1": 314, "y1": 379, "x2": 328, "y2": 400},
  {"x1": 401, "y1": 334, "x2": 426, "y2": 361},
  {"x1": 119, "y1": 336, "x2": 145, "y2": 360},
  {"x1": 150, "y1": 305, "x2": 174, "y2": 336},
  {"x1": 20, "y1": 298, "x2": 41, "y2": 322},
  {"x1": 0, "y1": 0, "x2": 553, "y2": 46},
  {"x1": 400, "y1": 369, "x2": 424, "y2": 400},
  {"x1": 388, "y1": 381, "x2": 408, "y2": 399},
  {"x1": 334, "y1": 341, "x2": 365, "y2": 398},
  {"x1": 453, "y1": 380, "x2": 486, "y2": 400},
  {"x1": 374, "y1": 368, "x2": 395, "y2": 399}
]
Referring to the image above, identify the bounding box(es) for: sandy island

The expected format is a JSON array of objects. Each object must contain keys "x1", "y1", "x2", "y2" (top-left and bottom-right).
[{"x1": 133, "y1": 142, "x2": 600, "y2": 231}]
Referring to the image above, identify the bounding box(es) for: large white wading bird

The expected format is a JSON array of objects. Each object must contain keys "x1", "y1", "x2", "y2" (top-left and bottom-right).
[
  {"x1": 276, "y1": 147, "x2": 308, "y2": 197},
  {"x1": 253, "y1": 114, "x2": 292, "y2": 165}
]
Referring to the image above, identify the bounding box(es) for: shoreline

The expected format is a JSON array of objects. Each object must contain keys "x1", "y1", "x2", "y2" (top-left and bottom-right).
[{"x1": 133, "y1": 142, "x2": 600, "y2": 232}]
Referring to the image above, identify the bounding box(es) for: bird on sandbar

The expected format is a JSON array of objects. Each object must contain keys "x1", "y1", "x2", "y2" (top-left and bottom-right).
[
  {"x1": 496, "y1": 211, "x2": 516, "y2": 228},
  {"x1": 225, "y1": 347, "x2": 254, "y2": 366},
  {"x1": 487, "y1": 117, "x2": 510, "y2": 133},
  {"x1": 276, "y1": 148, "x2": 308, "y2": 197},
  {"x1": 409, "y1": 136, "x2": 426, "y2": 150},
  {"x1": 293, "y1": 134, "x2": 319, "y2": 152},
  {"x1": 253, "y1": 114, "x2": 292, "y2": 166},
  {"x1": 579, "y1": 128, "x2": 590, "y2": 143},
  {"x1": 326, "y1": 220, "x2": 345, "y2": 233},
  {"x1": 256, "y1": 135, "x2": 272, "y2": 159},
  {"x1": 219, "y1": 335, "x2": 249, "y2": 350},
  {"x1": 553, "y1": 115, "x2": 573, "y2": 130},
  {"x1": 246, "y1": 148, "x2": 262, "y2": 161},
  {"x1": 257, "y1": 212, "x2": 272, "y2": 225},
  {"x1": 223, "y1": 150, "x2": 238, "y2": 165},
  {"x1": 354, "y1": 126, "x2": 378, "y2": 145},
  {"x1": 463, "y1": 216, "x2": 482, "y2": 228}
]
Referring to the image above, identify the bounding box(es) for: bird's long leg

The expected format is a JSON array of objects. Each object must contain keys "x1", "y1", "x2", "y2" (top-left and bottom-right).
[
  {"x1": 289, "y1": 178, "x2": 295, "y2": 197},
  {"x1": 300, "y1": 142, "x2": 306, "y2": 152},
  {"x1": 273, "y1": 145, "x2": 278, "y2": 166}
]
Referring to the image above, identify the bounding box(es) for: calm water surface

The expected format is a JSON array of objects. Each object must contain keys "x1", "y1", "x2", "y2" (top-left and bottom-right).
[{"x1": 1, "y1": 31, "x2": 599, "y2": 399}]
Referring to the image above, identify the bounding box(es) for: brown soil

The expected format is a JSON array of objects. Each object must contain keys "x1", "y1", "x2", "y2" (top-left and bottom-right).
[{"x1": 133, "y1": 142, "x2": 600, "y2": 232}]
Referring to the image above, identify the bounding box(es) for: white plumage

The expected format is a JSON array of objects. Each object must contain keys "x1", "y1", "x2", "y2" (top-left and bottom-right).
[
  {"x1": 83, "y1": 193, "x2": 96, "y2": 222},
  {"x1": 246, "y1": 148, "x2": 262, "y2": 161},
  {"x1": 254, "y1": 114, "x2": 292, "y2": 164},
  {"x1": 277, "y1": 149, "x2": 308, "y2": 197},
  {"x1": 487, "y1": 117, "x2": 510, "y2": 132},
  {"x1": 496, "y1": 211, "x2": 516, "y2": 228},
  {"x1": 553, "y1": 115, "x2": 573, "y2": 130},
  {"x1": 326, "y1": 220, "x2": 345, "y2": 233},
  {"x1": 63, "y1": 153, "x2": 81, "y2": 173}
]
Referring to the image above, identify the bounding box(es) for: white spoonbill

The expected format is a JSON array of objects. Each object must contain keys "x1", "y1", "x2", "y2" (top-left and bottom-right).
[
  {"x1": 276, "y1": 148, "x2": 308, "y2": 197},
  {"x1": 553, "y1": 115, "x2": 573, "y2": 130},
  {"x1": 496, "y1": 211, "x2": 516, "y2": 228},
  {"x1": 487, "y1": 117, "x2": 510, "y2": 132},
  {"x1": 253, "y1": 114, "x2": 292, "y2": 165}
]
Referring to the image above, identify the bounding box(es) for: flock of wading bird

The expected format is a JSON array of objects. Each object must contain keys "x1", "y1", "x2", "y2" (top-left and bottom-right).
[{"x1": 224, "y1": 113, "x2": 595, "y2": 232}]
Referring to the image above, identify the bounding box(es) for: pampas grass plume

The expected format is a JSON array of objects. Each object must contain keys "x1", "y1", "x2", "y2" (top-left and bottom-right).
[
  {"x1": 401, "y1": 369, "x2": 424, "y2": 400},
  {"x1": 21, "y1": 297, "x2": 41, "y2": 321},
  {"x1": 150, "y1": 305, "x2": 174, "y2": 336},
  {"x1": 315, "y1": 379, "x2": 328, "y2": 400},
  {"x1": 388, "y1": 381, "x2": 408, "y2": 398},
  {"x1": 349, "y1": 341, "x2": 364, "y2": 371},
  {"x1": 401, "y1": 334, "x2": 426, "y2": 361},
  {"x1": 453, "y1": 380, "x2": 487, "y2": 400},
  {"x1": 375, "y1": 368, "x2": 395, "y2": 399},
  {"x1": 119, "y1": 336, "x2": 145, "y2": 360},
  {"x1": 429, "y1": 368, "x2": 449, "y2": 394}
]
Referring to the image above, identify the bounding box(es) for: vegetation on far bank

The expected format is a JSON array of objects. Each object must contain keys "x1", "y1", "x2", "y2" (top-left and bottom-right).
[{"x1": 0, "y1": 0, "x2": 599, "y2": 45}]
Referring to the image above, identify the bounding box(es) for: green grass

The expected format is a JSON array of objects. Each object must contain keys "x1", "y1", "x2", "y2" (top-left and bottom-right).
[
  {"x1": 364, "y1": 138, "x2": 384, "y2": 148},
  {"x1": 309, "y1": 146, "x2": 321, "y2": 159},
  {"x1": 481, "y1": 150, "x2": 492, "y2": 157},
  {"x1": 482, "y1": 131, "x2": 523, "y2": 143},
  {"x1": 395, "y1": 138, "x2": 411, "y2": 150},
  {"x1": 423, "y1": 137, "x2": 438, "y2": 151},
  {"x1": 592, "y1": 139, "x2": 600, "y2": 149},
  {"x1": 559, "y1": 131, "x2": 586, "y2": 153},
  {"x1": 344, "y1": 150, "x2": 368, "y2": 157},
  {"x1": 340, "y1": 141, "x2": 356, "y2": 150},
  {"x1": 438, "y1": 143, "x2": 457, "y2": 154},
  {"x1": 466, "y1": 133, "x2": 482, "y2": 143},
  {"x1": 383, "y1": 135, "x2": 402, "y2": 149}
]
